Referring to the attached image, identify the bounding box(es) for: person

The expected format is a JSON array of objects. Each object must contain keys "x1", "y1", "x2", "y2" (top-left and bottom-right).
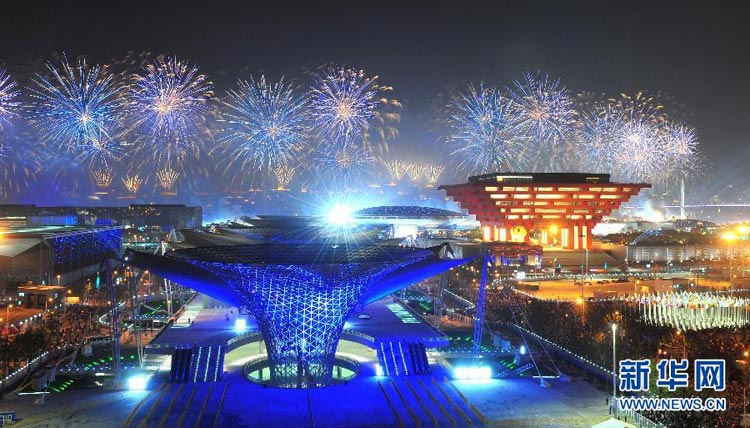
[
  {"x1": 226, "y1": 313, "x2": 230, "y2": 321},
  {"x1": 187, "y1": 318, "x2": 191, "y2": 324}
]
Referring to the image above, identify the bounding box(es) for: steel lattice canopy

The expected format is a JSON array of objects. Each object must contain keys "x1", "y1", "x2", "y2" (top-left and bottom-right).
[
  {"x1": 125, "y1": 242, "x2": 470, "y2": 388},
  {"x1": 164, "y1": 243, "x2": 435, "y2": 265}
]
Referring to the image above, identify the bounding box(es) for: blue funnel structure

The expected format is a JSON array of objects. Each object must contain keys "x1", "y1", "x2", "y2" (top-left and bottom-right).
[{"x1": 126, "y1": 244, "x2": 470, "y2": 388}]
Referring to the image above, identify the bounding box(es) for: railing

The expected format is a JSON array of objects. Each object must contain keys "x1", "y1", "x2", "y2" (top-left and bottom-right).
[
  {"x1": 618, "y1": 408, "x2": 666, "y2": 428},
  {"x1": 0, "y1": 346, "x2": 72, "y2": 395}
]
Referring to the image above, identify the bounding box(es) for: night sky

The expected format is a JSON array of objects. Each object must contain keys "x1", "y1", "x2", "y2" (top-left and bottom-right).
[{"x1": 2, "y1": 0, "x2": 749, "y2": 193}]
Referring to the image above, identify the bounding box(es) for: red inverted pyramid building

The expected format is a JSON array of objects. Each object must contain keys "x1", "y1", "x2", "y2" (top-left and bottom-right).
[{"x1": 439, "y1": 172, "x2": 650, "y2": 249}]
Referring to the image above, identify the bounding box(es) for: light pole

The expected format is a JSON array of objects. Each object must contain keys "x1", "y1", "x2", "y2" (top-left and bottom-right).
[
  {"x1": 722, "y1": 232, "x2": 738, "y2": 289},
  {"x1": 5, "y1": 304, "x2": 12, "y2": 327},
  {"x1": 56, "y1": 274, "x2": 61, "y2": 286},
  {"x1": 611, "y1": 322, "x2": 618, "y2": 417}
]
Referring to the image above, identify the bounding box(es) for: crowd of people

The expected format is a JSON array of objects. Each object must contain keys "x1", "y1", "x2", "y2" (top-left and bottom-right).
[
  {"x1": 444, "y1": 277, "x2": 750, "y2": 427},
  {"x1": 0, "y1": 304, "x2": 109, "y2": 380}
]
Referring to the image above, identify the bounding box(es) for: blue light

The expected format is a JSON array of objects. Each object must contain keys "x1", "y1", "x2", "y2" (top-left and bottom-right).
[
  {"x1": 326, "y1": 203, "x2": 355, "y2": 226},
  {"x1": 234, "y1": 318, "x2": 247, "y2": 332},
  {"x1": 127, "y1": 374, "x2": 148, "y2": 391},
  {"x1": 519, "y1": 345, "x2": 527, "y2": 355},
  {"x1": 375, "y1": 364, "x2": 384, "y2": 377},
  {"x1": 454, "y1": 366, "x2": 492, "y2": 380}
]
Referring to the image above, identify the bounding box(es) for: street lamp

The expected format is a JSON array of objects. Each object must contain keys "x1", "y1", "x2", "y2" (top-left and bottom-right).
[
  {"x1": 5, "y1": 304, "x2": 12, "y2": 327},
  {"x1": 722, "y1": 232, "x2": 739, "y2": 288},
  {"x1": 610, "y1": 322, "x2": 618, "y2": 417},
  {"x1": 56, "y1": 274, "x2": 61, "y2": 286}
]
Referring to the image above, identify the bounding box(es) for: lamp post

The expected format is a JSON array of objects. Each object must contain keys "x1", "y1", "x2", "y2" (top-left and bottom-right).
[
  {"x1": 611, "y1": 322, "x2": 618, "y2": 417},
  {"x1": 5, "y1": 304, "x2": 12, "y2": 327},
  {"x1": 56, "y1": 274, "x2": 61, "y2": 286},
  {"x1": 722, "y1": 232, "x2": 739, "y2": 289}
]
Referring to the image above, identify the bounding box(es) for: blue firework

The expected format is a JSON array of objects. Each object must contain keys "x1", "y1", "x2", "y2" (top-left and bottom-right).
[
  {"x1": 29, "y1": 56, "x2": 124, "y2": 165},
  {"x1": 579, "y1": 101, "x2": 624, "y2": 173},
  {"x1": 0, "y1": 69, "x2": 20, "y2": 131},
  {"x1": 661, "y1": 121, "x2": 701, "y2": 182},
  {"x1": 128, "y1": 56, "x2": 213, "y2": 167},
  {"x1": 309, "y1": 66, "x2": 379, "y2": 146},
  {"x1": 316, "y1": 145, "x2": 375, "y2": 187},
  {"x1": 217, "y1": 75, "x2": 306, "y2": 186},
  {"x1": 508, "y1": 71, "x2": 577, "y2": 171},
  {"x1": 447, "y1": 84, "x2": 526, "y2": 175}
]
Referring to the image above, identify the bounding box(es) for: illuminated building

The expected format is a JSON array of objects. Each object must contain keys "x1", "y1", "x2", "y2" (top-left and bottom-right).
[
  {"x1": 126, "y1": 243, "x2": 468, "y2": 388},
  {"x1": 0, "y1": 225, "x2": 122, "y2": 288},
  {"x1": 439, "y1": 172, "x2": 650, "y2": 249}
]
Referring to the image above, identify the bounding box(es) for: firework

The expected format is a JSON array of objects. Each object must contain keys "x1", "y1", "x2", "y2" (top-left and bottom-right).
[
  {"x1": 507, "y1": 71, "x2": 576, "y2": 171},
  {"x1": 0, "y1": 69, "x2": 20, "y2": 130},
  {"x1": 217, "y1": 75, "x2": 306, "y2": 186},
  {"x1": 91, "y1": 168, "x2": 113, "y2": 188},
  {"x1": 122, "y1": 174, "x2": 143, "y2": 193},
  {"x1": 661, "y1": 121, "x2": 701, "y2": 182},
  {"x1": 316, "y1": 145, "x2": 374, "y2": 186},
  {"x1": 612, "y1": 91, "x2": 666, "y2": 125},
  {"x1": 309, "y1": 66, "x2": 379, "y2": 147},
  {"x1": 29, "y1": 56, "x2": 124, "y2": 165},
  {"x1": 423, "y1": 165, "x2": 445, "y2": 185},
  {"x1": 447, "y1": 84, "x2": 525, "y2": 175},
  {"x1": 578, "y1": 101, "x2": 624, "y2": 173},
  {"x1": 0, "y1": 140, "x2": 30, "y2": 200},
  {"x1": 612, "y1": 118, "x2": 664, "y2": 182},
  {"x1": 404, "y1": 163, "x2": 424, "y2": 181},
  {"x1": 383, "y1": 160, "x2": 407, "y2": 183},
  {"x1": 129, "y1": 56, "x2": 213, "y2": 167},
  {"x1": 274, "y1": 164, "x2": 296, "y2": 190},
  {"x1": 156, "y1": 168, "x2": 179, "y2": 191}
]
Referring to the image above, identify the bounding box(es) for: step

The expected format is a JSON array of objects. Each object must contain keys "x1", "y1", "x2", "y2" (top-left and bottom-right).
[
  {"x1": 200, "y1": 381, "x2": 229, "y2": 428},
  {"x1": 433, "y1": 378, "x2": 485, "y2": 427},
  {"x1": 403, "y1": 377, "x2": 448, "y2": 427}
]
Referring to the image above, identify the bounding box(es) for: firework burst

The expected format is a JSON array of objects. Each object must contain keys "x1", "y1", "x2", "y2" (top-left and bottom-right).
[
  {"x1": 122, "y1": 174, "x2": 143, "y2": 194},
  {"x1": 217, "y1": 75, "x2": 306, "y2": 187},
  {"x1": 91, "y1": 168, "x2": 114, "y2": 189},
  {"x1": 383, "y1": 159, "x2": 407, "y2": 183},
  {"x1": 156, "y1": 168, "x2": 179, "y2": 191},
  {"x1": 273, "y1": 164, "x2": 296, "y2": 190},
  {"x1": 447, "y1": 84, "x2": 526, "y2": 175},
  {"x1": 309, "y1": 66, "x2": 379, "y2": 147},
  {"x1": 29, "y1": 56, "x2": 124, "y2": 166},
  {"x1": 0, "y1": 69, "x2": 20, "y2": 130},
  {"x1": 316, "y1": 145, "x2": 374, "y2": 187},
  {"x1": 128, "y1": 56, "x2": 213, "y2": 167},
  {"x1": 661, "y1": 121, "x2": 701, "y2": 183},
  {"x1": 423, "y1": 164, "x2": 445, "y2": 185},
  {"x1": 404, "y1": 163, "x2": 424, "y2": 181},
  {"x1": 613, "y1": 118, "x2": 664, "y2": 182},
  {"x1": 507, "y1": 71, "x2": 576, "y2": 171}
]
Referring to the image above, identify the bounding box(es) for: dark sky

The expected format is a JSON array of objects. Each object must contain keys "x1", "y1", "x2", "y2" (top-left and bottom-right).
[{"x1": 2, "y1": 0, "x2": 749, "y2": 192}]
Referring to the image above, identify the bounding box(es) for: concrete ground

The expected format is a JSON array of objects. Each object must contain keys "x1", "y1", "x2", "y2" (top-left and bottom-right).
[
  {"x1": 1, "y1": 299, "x2": 614, "y2": 428},
  {"x1": 454, "y1": 378, "x2": 610, "y2": 427},
  {"x1": 3, "y1": 342, "x2": 612, "y2": 428}
]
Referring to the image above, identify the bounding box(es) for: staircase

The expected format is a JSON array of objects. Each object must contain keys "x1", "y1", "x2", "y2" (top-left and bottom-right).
[
  {"x1": 378, "y1": 376, "x2": 485, "y2": 427},
  {"x1": 377, "y1": 340, "x2": 431, "y2": 377},
  {"x1": 170, "y1": 345, "x2": 225, "y2": 384},
  {"x1": 122, "y1": 378, "x2": 229, "y2": 428}
]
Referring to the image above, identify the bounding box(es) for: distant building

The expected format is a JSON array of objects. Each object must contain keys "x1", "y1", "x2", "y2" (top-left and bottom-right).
[
  {"x1": 0, "y1": 225, "x2": 122, "y2": 290},
  {"x1": 440, "y1": 172, "x2": 650, "y2": 249},
  {"x1": 16, "y1": 285, "x2": 67, "y2": 309},
  {"x1": 0, "y1": 204, "x2": 202, "y2": 229}
]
